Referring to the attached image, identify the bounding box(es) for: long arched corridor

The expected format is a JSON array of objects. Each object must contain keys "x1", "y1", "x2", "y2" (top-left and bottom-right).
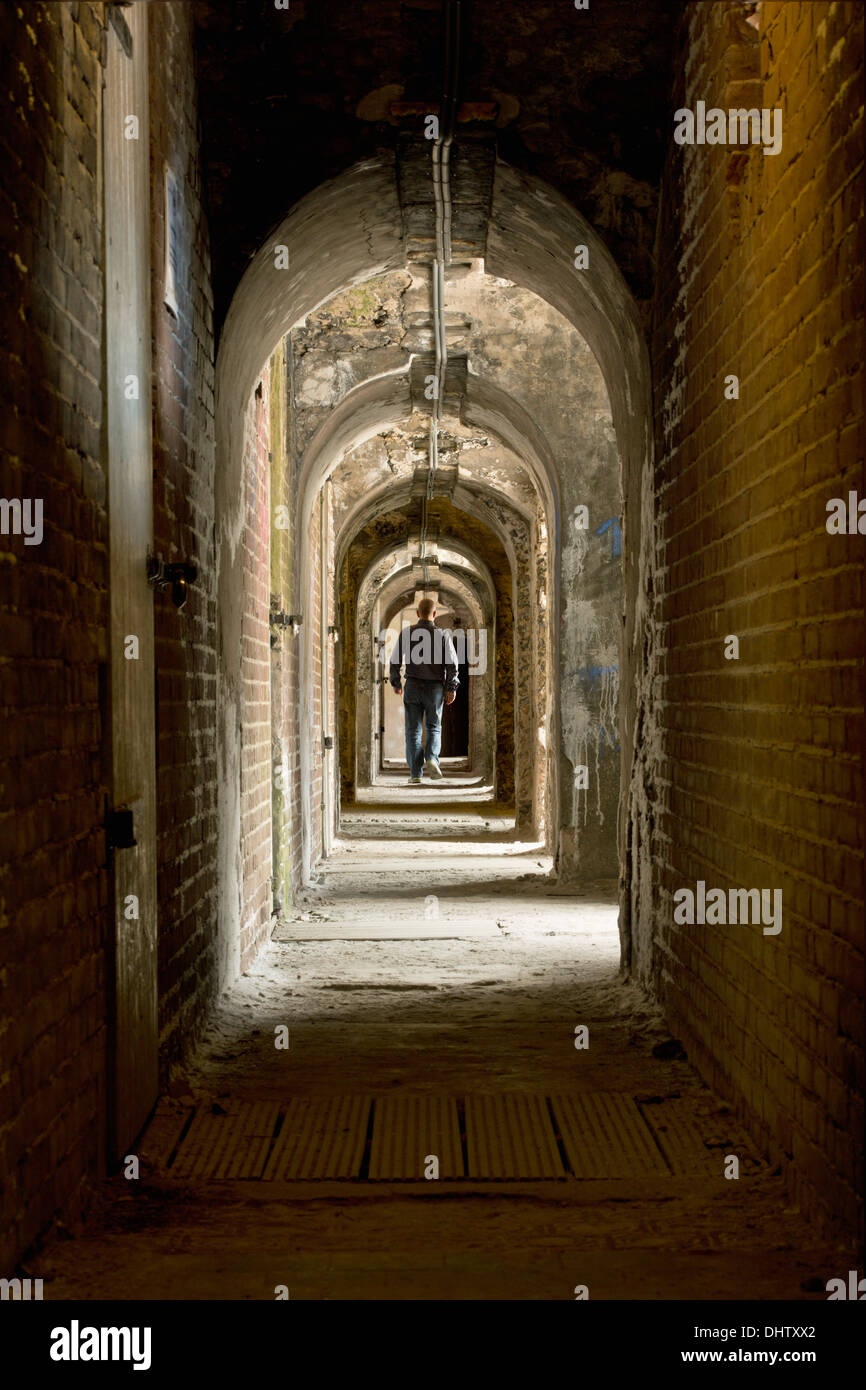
[{"x1": 1, "y1": 0, "x2": 863, "y2": 1325}]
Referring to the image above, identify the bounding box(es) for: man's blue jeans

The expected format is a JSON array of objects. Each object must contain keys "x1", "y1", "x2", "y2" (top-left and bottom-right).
[{"x1": 403, "y1": 677, "x2": 444, "y2": 778}]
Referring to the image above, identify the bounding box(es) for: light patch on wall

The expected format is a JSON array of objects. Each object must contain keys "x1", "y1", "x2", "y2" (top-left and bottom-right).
[{"x1": 164, "y1": 164, "x2": 182, "y2": 317}]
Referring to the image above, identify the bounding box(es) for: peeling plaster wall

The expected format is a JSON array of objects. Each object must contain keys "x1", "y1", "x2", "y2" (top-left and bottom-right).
[
  {"x1": 291, "y1": 273, "x2": 411, "y2": 457},
  {"x1": 289, "y1": 267, "x2": 555, "y2": 835},
  {"x1": 483, "y1": 159, "x2": 656, "y2": 957},
  {"x1": 215, "y1": 155, "x2": 652, "y2": 941},
  {"x1": 268, "y1": 338, "x2": 297, "y2": 912},
  {"x1": 458, "y1": 268, "x2": 622, "y2": 875},
  {"x1": 290, "y1": 256, "x2": 616, "y2": 864}
]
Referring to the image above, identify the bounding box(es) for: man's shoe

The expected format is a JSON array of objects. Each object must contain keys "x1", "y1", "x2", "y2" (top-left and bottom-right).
[
  {"x1": 408, "y1": 776, "x2": 422, "y2": 784},
  {"x1": 424, "y1": 759, "x2": 443, "y2": 780}
]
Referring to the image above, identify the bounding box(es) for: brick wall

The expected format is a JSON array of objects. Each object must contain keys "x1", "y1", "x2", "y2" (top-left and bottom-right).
[
  {"x1": 285, "y1": 609, "x2": 302, "y2": 887},
  {"x1": 325, "y1": 482, "x2": 337, "y2": 847},
  {"x1": 148, "y1": 0, "x2": 220, "y2": 1070},
  {"x1": 266, "y1": 336, "x2": 307, "y2": 904},
  {"x1": 0, "y1": 1, "x2": 107, "y2": 1270},
  {"x1": 308, "y1": 505, "x2": 323, "y2": 869},
  {"x1": 301, "y1": 476, "x2": 339, "y2": 870},
  {"x1": 0, "y1": 0, "x2": 223, "y2": 1269},
  {"x1": 651, "y1": 0, "x2": 864, "y2": 1238},
  {"x1": 269, "y1": 337, "x2": 297, "y2": 910},
  {"x1": 239, "y1": 373, "x2": 273, "y2": 969}
]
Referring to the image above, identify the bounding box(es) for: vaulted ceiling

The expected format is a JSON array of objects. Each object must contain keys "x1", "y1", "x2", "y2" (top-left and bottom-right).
[{"x1": 192, "y1": 0, "x2": 679, "y2": 329}]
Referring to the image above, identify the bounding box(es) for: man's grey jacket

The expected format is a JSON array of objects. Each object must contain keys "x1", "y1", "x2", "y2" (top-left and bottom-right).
[{"x1": 389, "y1": 619, "x2": 460, "y2": 692}]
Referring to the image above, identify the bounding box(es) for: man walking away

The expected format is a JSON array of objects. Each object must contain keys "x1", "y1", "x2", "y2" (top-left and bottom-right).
[{"x1": 389, "y1": 598, "x2": 459, "y2": 784}]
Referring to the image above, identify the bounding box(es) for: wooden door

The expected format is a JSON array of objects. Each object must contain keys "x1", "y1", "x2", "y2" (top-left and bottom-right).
[
  {"x1": 440, "y1": 663, "x2": 469, "y2": 756},
  {"x1": 103, "y1": 2, "x2": 159, "y2": 1157}
]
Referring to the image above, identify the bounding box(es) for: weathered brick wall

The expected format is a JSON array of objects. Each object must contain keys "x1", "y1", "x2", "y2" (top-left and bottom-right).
[
  {"x1": 325, "y1": 482, "x2": 337, "y2": 848},
  {"x1": 285, "y1": 612, "x2": 302, "y2": 886},
  {"x1": 651, "y1": 0, "x2": 864, "y2": 1238},
  {"x1": 148, "y1": 0, "x2": 220, "y2": 1070},
  {"x1": 240, "y1": 372, "x2": 273, "y2": 969},
  {"x1": 337, "y1": 514, "x2": 411, "y2": 802},
  {"x1": 0, "y1": 0, "x2": 224, "y2": 1269},
  {"x1": 307, "y1": 505, "x2": 323, "y2": 870},
  {"x1": 269, "y1": 337, "x2": 296, "y2": 910},
  {"x1": 0, "y1": 1, "x2": 107, "y2": 1271},
  {"x1": 300, "y1": 475, "x2": 339, "y2": 871}
]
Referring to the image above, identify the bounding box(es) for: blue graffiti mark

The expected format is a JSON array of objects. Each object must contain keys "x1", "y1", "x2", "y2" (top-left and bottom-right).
[
  {"x1": 563, "y1": 665, "x2": 619, "y2": 681},
  {"x1": 595, "y1": 517, "x2": 622, "y2": 559}
]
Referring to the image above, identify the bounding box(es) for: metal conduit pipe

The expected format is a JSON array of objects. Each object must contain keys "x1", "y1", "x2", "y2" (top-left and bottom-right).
[{"x1": 421, "y1": 0, "x2": 461, "y2": 576}]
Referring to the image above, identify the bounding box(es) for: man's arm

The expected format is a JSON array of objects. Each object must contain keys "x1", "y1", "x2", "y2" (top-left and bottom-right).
[
  {"x1": 389, "y1": 626, "x2": 405, "y2": 690},
  {"x1": 443, "y1": 629, "x2": 460, "y2": 693}
]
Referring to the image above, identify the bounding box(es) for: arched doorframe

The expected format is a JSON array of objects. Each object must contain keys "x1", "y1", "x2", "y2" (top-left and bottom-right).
[
  {"x1": 341, "y1": 530, "x2": 497, "y2": 796},
  {"x1": 375, "y1": 566, "x2": 492, "y2": 784},
  {"x1": 215, "y1": 155, "x2": 652, "y2": 986},
  {"x1": 294, "y1": 369, "x2": 560, "y2": 879}
]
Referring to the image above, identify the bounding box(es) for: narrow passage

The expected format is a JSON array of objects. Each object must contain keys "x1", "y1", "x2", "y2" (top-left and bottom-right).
[{"x1": 31, "y1": 789, "x2": 838, "y2": 1300}]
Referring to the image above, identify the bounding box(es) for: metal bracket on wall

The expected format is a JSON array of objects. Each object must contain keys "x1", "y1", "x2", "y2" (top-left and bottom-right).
[
  {"x1": 147, "y1": 554, "x2": 198, "y2": 610},
  {"x1": 270, "y1": 611, "x2": 302, "y2": 632}
]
